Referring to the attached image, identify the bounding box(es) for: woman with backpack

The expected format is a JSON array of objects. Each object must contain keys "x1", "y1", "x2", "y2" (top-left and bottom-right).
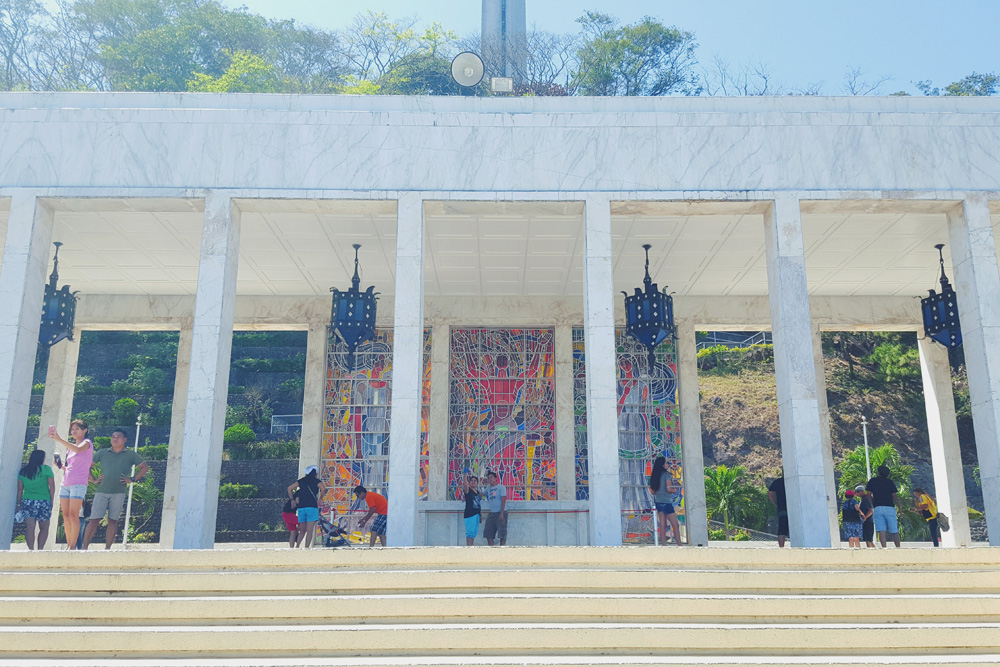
[
  {"x1": 842, "y1": 489, "x2": 864, "y2": 548},
  {"x1": 287, "y1": 466, "x2": 324, "y2": 548},
  {"x1": 912, "y1": 487, "x2": 940, "y2": 547}
]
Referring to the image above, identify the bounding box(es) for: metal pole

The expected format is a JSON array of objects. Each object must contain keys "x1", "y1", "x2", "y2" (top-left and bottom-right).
[
  {"x1": 862, "y1": 415, "x2": 871, "y2": 481},
  {"x1": 122, "y1": 414, "x2": 142, "y2": 547}
]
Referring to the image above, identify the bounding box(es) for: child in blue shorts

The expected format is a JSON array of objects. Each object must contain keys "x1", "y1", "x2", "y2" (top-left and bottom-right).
[{"x1": 462, "y1": 473, "x2": 481, "y2": 546}]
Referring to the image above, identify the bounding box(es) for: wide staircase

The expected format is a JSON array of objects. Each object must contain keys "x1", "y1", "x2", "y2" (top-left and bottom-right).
[{"x1": 1, "y1": 546, "x2": 1000, "y2": 666}]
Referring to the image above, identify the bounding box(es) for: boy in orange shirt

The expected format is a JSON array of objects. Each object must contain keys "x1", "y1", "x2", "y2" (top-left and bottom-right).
[{"x1": 354, "y1": 485, "x2": 388, "y2": 547}]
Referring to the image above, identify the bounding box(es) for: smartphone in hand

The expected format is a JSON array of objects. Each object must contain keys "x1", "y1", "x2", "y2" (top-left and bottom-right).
[
  {"x1": 53, "y1": 453, "x2": 62, "y2": 469},
  {"x1": 48, "y1": 425, "x2": 56, "y2": 437}
]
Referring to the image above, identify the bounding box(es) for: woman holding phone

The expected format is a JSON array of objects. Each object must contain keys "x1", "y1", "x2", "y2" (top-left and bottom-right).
[{"x1": 49, "y1": 420, "x2": 93, "y2": 550}]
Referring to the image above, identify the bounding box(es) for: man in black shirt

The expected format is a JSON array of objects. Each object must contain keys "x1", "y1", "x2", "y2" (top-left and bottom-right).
[
  {"x1": 767, "y1": 476, "x2": 788, "y2": 547},
  {"x1": 866, "y1": 465, "x2": 902, "y2": 548}
]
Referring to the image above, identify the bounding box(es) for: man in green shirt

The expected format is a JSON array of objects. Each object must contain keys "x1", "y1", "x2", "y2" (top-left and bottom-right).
[{"x1": 82, "y1": 428, "x2": 148, "y2": 550}]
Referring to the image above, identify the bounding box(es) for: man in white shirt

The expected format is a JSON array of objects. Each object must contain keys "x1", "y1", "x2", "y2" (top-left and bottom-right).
[{"x1": 482, "y1": 470, "x2": 508, "y2": 546}]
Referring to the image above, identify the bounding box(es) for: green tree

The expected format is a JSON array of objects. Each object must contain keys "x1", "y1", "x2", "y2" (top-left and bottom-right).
[
  {"x1": 865, "y1": 341, "x2": 920, "y2": 387},
  {"x1": 704, "y1": 464, "x2": 766, "y2": 535},
  {"x1": 112, "y1": 397, "x2": 140, "y2": 425},
  {"x1": 916, "y1": 72, "x2": 999, "y2": 97},
  {"x1": 188, "y1": 50, "x2": 285, "y2": 92},
  {"x1": 571, "y1": 11, "x2": 699, "y2": 96}
]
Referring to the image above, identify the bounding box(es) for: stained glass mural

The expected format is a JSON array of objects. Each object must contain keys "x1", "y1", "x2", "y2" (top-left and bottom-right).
[
  {"x1": 320, "y1": 328, "x2": 432, "y2": 523},
  {"x1": 572, "y1": 328, "x2": 682, "y2": 543},
  {"x1": 448, "y1": 328, "x2": 556, "y2": 501}
]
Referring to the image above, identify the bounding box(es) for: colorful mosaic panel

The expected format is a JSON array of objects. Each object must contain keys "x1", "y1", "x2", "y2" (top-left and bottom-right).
[
  {"x1": 320, "y1": 328, "x2": 431, "y2": 523},
  {"x1": 572, "y1": 328, "x2": 682, "y2": 543},
  {"x1": 448, "y1": 328, "x2": 556, "y2": 501}
]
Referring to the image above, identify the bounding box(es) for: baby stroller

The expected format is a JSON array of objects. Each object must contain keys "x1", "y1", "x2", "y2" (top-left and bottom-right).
[{"x1": 318, "y1": 515, "x2": 352, "y2": 548}]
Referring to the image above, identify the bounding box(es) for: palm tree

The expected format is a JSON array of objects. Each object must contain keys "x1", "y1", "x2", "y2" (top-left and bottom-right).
[
  {"x1": 704, "y1": 464, "x2": 754, "y2": 535},
  {"x1": 835, "y1": 442, "x2": 923, "y2": 539},
  {"x1": 835, "y1": 443, "x2": 913, "y2": 496}
]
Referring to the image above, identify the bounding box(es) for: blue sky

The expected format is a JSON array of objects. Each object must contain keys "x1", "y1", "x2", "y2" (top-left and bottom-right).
[{"x1": 74, "y1": 0, "x2": 999, "y2": 94}]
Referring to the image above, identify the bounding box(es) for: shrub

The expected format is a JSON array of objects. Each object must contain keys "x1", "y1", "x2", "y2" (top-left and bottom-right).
[
  {"x1": 137, "y1": 444, "x2": 169, "y2": 460},
  {"x1": 27, "y1": 414, "x2": 40, "y2": 428},
  {"x1": 75, "y1": 377, "x2": 115, "y2": 395},
  {"x1": 276, "y1": 378, "x2": 305, "y2": 400},
  {"x1": 113, "y1": 398, "x2": 140, "y2": 425},
  {"x1": 31, "y1": 383, "x2": 45, "y2": 395},
  {"x1": 225, "y1": 439, "x2": 299, "y2": 461},
  {"x1": 223, "y1": 423, "x2": 255, "y2": 444},
  {"x1": 731, "y1": 530, "x2": 751, "y2": 541},
  {"x1": 93, "y1": 436, "x2": 111, "y2": 449},
  {"x1": 969, "y1": 507, "x2": 985, "y2": 521},
  {"x1": 218, "y1": 483, "x2": 258, "y2": 499},
  {"x1": 708, "y1": 528, "x2": 727, "y2": 541}
]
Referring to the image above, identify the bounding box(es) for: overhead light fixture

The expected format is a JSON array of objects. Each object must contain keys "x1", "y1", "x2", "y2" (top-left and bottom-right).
[
  {"x1": 622, "y1": 244, "x2": 674, "y2": 367},
  {"x1": 921, "y1": 243, "x2": 962, "y2": 348},
  {"x1": 330, "y1": 244, "x2": 379, "y2": 368},
  {"x1": 38, "y1": 242, "x2": 79, "y2": 348}
]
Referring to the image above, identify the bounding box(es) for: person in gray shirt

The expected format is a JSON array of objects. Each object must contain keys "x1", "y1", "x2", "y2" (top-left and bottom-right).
[{"x1": 649, "y1": 456, "x2": 684, "y2": 545}]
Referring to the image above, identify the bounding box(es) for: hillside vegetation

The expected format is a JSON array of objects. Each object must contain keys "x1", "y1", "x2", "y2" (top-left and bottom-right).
[{"x1": 697, "y1": 332, "x2": 978, "y2": 498}]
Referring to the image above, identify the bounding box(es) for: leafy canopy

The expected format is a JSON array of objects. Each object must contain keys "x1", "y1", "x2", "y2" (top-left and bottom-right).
[{"x1": 572, "y1": 11, "x2": 700, "y2": 96}]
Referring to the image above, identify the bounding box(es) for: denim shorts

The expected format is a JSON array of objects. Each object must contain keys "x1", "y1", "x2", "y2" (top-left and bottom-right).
[
  {"x1": 296, "y1": 507, "x2": 319, "y2": 523},
  {"x1": 58, "y1": 484, "x2": 87, "y2": 500},
  {"x1": 873, "y1": 505, "x2": 899, "y2": 533},
  {"x1": 654, "y1": 502, "x2": 675, "y2": 516}
]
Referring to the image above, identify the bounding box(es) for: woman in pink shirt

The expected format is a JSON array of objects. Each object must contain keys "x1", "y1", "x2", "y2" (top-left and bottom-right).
[{"x1": 50, "y1": 419, "x2": 93, "y2": 550}]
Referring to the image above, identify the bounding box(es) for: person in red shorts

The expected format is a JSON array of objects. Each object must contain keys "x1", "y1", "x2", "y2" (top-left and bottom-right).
[
  {"x1": 282, "y1": 491, "x2": 299, "y2": 548},
  {"x1": 354, "y1": 485, "x2": 388, "y2": 547}
]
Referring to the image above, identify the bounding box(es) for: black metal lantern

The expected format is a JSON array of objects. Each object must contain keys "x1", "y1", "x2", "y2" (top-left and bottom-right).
[
  {"x1": 38, "y1": 242, "x2": 79, "y2": 348},
  {"x1": 622, "y1": 244, "x2": 674, "y2": 367},
  {"x1": 921, "y1": 243, "x2": 962, "y2": 348},
  {"x1": 330, "y1": 244, "x2": 379, "y2": 368}
]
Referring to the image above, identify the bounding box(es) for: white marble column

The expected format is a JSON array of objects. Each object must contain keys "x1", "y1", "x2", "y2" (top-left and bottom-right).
[
  {"x1": 946, "y1": 194, "x2": 1000, "y2": 545},
  {"x1": 428, "y1": 323, "x2": 451, "y2": 502},
  {"x1": 159, "y1": 324, "x2": 192, "y2": 547},
  {"x1": 763, "y1": 196, "x2": 832, "y2": 547},
  {"x1": 811, "y1": 325, "x2": 841, "y2": 545},
  {"x1": 37, "y1": 331, "x2": 81, "y2": 550},
  {"x1": 299, "y1": 321, "x2": 327, "y2": 477},
  {"x1": 918, "y1": 335, "x2": 971, "y2": 546},
  {"x1": 0, "y1": 192, "x2": 54, "y2": 550},
  {"x1": 582, "y1": 195, "x2": 622, "y2": 546},
  {"x1": 386, "y1": 193, "x2": 424, "y2": 546},
  {"x1": 675, "y1": 321, "x2": 709, "y2": 546},
  {"x1": 554, "y1": 325, "x2": 577, "y2": 501},
  {"x1": 173, "y1": 193, "x2": 241, "y2": 549}
]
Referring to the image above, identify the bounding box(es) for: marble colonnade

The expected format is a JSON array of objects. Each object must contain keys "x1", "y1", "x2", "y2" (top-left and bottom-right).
[{"x1": 0, "y1": 191, "x2": 993, "y2": 548}]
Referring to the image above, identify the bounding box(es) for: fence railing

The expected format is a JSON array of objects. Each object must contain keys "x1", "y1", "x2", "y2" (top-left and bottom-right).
[
  {"x1": 270, "y1": 414, "x2": 303, "y2": 435},
  {"x1": 707, "y1": 519, "x2": 778, "y2": 542},
  {"x1": 696, "y1": 331, "x2": 772, "y2": 351}
]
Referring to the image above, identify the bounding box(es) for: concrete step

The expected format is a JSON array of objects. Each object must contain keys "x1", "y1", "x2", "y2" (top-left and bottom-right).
[
  {"x1": 2, "y1": 546, "x2": 998, "y2": 573},
  {"x1": 4, "y1": 623, "x2": 1000, "y2": 659},
  {"x1": 2, "y1": 657, "x2": 1000, "y2": 667},
  {"x1": 3, "y1": 593, "x2": 1000, "y2": 625},
  {"x1": 4, "y1": 568, "x2": 999, "y2": 595}
]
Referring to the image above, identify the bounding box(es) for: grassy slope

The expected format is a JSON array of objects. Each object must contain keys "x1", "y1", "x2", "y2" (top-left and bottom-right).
[{"x1": 697, "y1": 353, "x2": 978, "y2": 485}]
